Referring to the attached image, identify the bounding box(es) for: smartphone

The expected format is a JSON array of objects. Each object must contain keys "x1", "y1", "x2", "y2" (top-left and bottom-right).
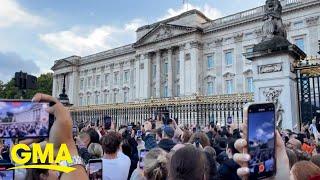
[
  {"x1": 139, "y1": 149, "x2": 149, "y2": 169},
  {"x1": 88, "y1": 159, "x2": 103, "y2": 180},
  {"x1": 0, "y1": 163, "x2": 14, "y2": 180},
  {"x1": 245, "y1": 103, "x2": 276, "y2": 179},
  {"x1": 227, "y1": 116, "x2": 233, "y2": 124},
  {"x1": 104, "y1": 116, "x2": 112, "y2": 130},
  {"x1": 0, "y1": 100, "x2": 54, "y2": 138},
  {"x1": 136, "y1": 130, "x2": 142, "y2": 138},
  {"x1": 72, "y1": 126, "x2": 78, "y2": 137}
]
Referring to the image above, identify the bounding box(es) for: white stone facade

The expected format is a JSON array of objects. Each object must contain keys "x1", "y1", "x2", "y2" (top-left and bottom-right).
[{"x1": 52, "y1": 0, "x2": 320, "y2": 107}]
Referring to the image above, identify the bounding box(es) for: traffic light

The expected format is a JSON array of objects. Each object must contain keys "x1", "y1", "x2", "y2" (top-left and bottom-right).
[{"x1": 14, "y1": 71, "x2": 37, "y2": 90}]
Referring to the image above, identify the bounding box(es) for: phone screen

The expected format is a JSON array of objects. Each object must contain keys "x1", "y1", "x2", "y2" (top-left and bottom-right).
[
  {"x1": 72, "y1": 127, "x2": 78, "y2": 137},
  {"x1": 137, "y1": 130, "x2": 142, "y2": 138},
  {"x1": 227, "y1": 116, "x2": 233, "y2": 124},
  {"x1": 0, "y1": 100, "x2": 51, "y2": 138},
  {"x1": 104, "y1": 116, "x2": 111, "y2": 130},
  {"x1": 0, "y1": 164, "x2": 14, "y2": 180},
  {"x1": 248, "y1": 103, "x2": 276, "y2": 179},
  {"x1": 89, "y1": 160, "x2": 103, "y2": 180},
  {"x1": 139, "y1": 149, "x2": 149, "y2": 169}
]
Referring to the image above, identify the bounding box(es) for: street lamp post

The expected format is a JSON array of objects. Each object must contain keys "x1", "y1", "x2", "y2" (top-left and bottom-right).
[{"x1": 58, "y1": 73, "x2": 73, "y2": 107}]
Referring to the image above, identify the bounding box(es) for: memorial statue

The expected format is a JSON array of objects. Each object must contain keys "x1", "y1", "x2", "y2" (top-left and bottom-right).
[
  {"x1": 253, "y1": 0, "x2": 291, "y2": 52},
  {"x1": 262, "y1": 0, "x2": 287, "y2": 41}
]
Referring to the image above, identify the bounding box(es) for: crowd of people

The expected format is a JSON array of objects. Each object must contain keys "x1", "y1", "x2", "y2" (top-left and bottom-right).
[
  {"x1": 1, "y1": 93, "x2": 320, "y2": 180},
  {"x1": 0, "y1": 122, "x2": 48, "y2": 138}
]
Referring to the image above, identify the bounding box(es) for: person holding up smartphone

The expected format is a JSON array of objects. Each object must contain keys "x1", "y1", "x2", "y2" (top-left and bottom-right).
[
  {"x1": 32, "y1": 93, "x2": 88, "y2": 180},
  {"x1": 233, "y1": 103, "x2": 290, "y2": 180}
]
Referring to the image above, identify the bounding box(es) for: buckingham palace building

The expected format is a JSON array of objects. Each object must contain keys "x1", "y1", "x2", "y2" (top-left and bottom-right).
[{"x1": 52, "y1": 0, "x2": 320, "y2": 110}]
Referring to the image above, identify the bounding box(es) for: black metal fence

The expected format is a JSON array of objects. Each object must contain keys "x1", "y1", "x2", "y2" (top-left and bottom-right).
[
  {"x1": 69, "y1": 93, "x2": 254, "y2": 128},
  {"x1": 295, "y1": 57, "x2": 320, "y2": 124}
]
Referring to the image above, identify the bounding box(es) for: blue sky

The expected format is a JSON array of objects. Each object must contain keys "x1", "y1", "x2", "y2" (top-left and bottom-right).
[
  {"x1": 0, "y1": 0, "x2": 265, "y2": 82},
  {"x1": 248, "y1": 111, "x2": 275, "y2": 143}
]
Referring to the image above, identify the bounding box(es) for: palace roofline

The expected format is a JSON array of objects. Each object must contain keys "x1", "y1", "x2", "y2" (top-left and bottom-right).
[
  {"x1": 52, "y1": 0, "x2": 320, "y2": 69},
  {"x1": 136, "y1": 9, "x2": 211, "y2": 31}
]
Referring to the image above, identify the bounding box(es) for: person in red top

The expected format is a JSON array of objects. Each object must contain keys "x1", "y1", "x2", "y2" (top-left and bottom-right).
[{"x1": 302, "y1": 136, "x2": 316, "y2": 155}]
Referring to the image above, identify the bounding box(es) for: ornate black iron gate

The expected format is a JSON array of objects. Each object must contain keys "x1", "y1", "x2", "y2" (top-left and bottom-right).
[{"x1": 296, "y1": 58, "x2": 320, "y2": 125}]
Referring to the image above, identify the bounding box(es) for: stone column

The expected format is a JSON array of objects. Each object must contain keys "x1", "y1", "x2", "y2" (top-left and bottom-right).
[
  {"x1": 215, "y1": 38, "x2": 223, "y2": 94},
  {"x1": 179, "y1": 44, "x2": 185, "y2": 96},
  {"x1": 69, "y1": 68, "x2": 79, "y2": 106},
  {"x1": 52, "y1": 74, "x2": 57, "y2": 97},
  {"x1": 143, "y1": 53, "x2": 151, "y2": 99},
  {"x1": 167, "y1": 48, "x2": 173, "y2": 97},
  {"x1": 234, "y1": 33, "x2": 244, "y2": 93},
  {"x1": 190, "y1": 41, "x2": 201, "y2": 94},
  {"x1": 134, "y1": 55, "x2": 140, "y2": 99},
  {"x1": 155, "y1": 50, "x2": 161, "y2": 98}
]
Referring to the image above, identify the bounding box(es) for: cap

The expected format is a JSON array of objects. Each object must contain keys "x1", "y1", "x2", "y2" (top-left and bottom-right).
[{"x1": 163, "y1": 126, "x2": 175, "y2": 138}]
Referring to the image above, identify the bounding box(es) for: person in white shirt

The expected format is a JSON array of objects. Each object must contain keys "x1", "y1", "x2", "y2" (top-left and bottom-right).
[
  {"x1": 101, "y1": 131, "x2": 131, "y2": 180},
  {"x1": 309, "y1": 118, "x2": 320, "y2": 143}
]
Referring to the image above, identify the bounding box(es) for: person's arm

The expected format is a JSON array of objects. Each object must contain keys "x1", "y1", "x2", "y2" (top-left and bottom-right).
[
  {"x1": 172, "y1": 119, "x2": 183, "y2": 138},
  {"x1": 142, "y1": 121, "x2": 157, "y2": 150},
  {"x1": 32, "y1": 93, "x2": 88, "y2": 180}
]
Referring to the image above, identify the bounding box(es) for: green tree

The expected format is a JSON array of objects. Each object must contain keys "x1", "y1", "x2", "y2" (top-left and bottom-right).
[
  {"x1": 1, "y1": 73, "x2": 53, "y2": 99},
  {"x1": 2, "y1": 79, "x2": 19, "y2": 99},
  {"x1": 0, "y1": 80, "x2": 5, "y2": 98}
]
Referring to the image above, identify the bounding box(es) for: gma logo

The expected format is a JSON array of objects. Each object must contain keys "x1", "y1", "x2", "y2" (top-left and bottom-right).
[{"x1": 9, "y1": 143, "x2": 76, "y2": 173}]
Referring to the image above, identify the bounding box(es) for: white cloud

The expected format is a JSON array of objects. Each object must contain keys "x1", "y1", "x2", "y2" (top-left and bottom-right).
[
  {"x1": 256, "y1": 128, "x2": 264, "y2": 138},
  {"x1": 39, "y1": 19, "x2": 146, "y2": 56},
  {"x1": 0, "y1": 0, "x2": 45, "y2": 28},
  {"x1": 159, "y1": 3, "x2": 222, "y2": 20},
  {"x1": 125, "y1": 18, "x2": 146, "y2": 31}
]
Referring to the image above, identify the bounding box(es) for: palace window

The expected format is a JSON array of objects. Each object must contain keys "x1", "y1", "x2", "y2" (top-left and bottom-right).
[
  {"x1": 114, "y1": 72, "x2": 119, "y2": 85},
  {"x1": 87, "y1": 77, "x2": 92, "y2": 89},
  {"x1": 207, "y1": 82, "x2": 214, "y2": 96},
  {"x1": 164, "y1": 62, "x2": 168, "y2": 75},
  {"x1": 104, "y1": 74, "x2": 109, "y2": 86},
  {"x1": 104, "y1": 94, "x2": 108, "y2": 104},
  {"x1": 86, "y1": 95, "x2": 90, "y2": 105},
  {"x1": 295, "y1": 38, "x2": 305, "y2": 51},
  {"x1": 152, "y1": 87, "x2": 156, "y2": 97},
  {"x1": 176, "y1": 60, "x2": 180, "y2": 75},
  {"x1": 247, "y1": 77, "x2": 254, "y2": 93},
  {"x1": 80, "y1": 79, "x2": 84, "y2": 90},
  {"x1": 124, "y1": 92, "x2": 128, "y2": 103},
  {"x1": 225, "y1": 51, "x2": 233, "y2": 66},
  {"x1": 163, "y1": 84, "x2": 168, "y2": 97},
  {"x1": 176, "y1": 84, "x2": 180, "y2": 97},
  {"x1": 79, "y1": 97, "x2": 83, "y2": 106},
  {"x1": 95, "y1": 94, "x2": 99, "y2": 104},
  {"x1": 226, "y1": 80, "x2": 234, "y2": 94},
  {"x1": 124, "y1": 71, "x2": 129, "y2": 83},
  {"x1": 207, "y1": 55, "x2": 214, "y2": 69},
  {"x1": 96, "y1": 75, "x2": 100, "y2": 88},
  {"x1": 113, "y1": 92, "x2": 117, "y2": 103},
  {"x1": 152, "y1": 64, "x2": 157, "y2": 79}
]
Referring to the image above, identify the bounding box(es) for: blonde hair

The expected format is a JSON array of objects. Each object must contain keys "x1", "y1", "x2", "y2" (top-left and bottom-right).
[
  {"x1": 88, "y1": 143, "x2": 103, "y2": 158},
  {"x1": 291, "y1": 161, "x2": 320, "y2": 180},
  {"x1": 144, "y1": 148, "x2": 168, "y2": 180}
]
